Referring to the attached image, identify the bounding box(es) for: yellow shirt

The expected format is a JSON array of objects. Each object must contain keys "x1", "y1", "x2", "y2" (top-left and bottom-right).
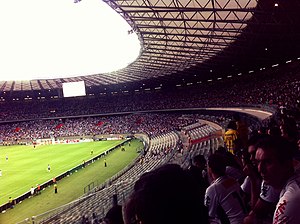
[{"x1": 224, "y1": 129, "x2": 238, "y2": 153}]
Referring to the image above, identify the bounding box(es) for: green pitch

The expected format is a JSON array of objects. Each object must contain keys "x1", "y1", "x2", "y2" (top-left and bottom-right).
[{"x1": 0, "y1": 139, "x2": 141, "y2": 223}]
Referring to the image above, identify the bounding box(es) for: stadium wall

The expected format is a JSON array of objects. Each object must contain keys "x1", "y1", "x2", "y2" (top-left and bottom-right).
[{"x1": 0, "y1": 138, "x2": 132, "y2": 213}]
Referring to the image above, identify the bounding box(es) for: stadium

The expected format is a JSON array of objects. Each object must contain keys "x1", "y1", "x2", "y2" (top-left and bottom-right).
[{"x1": 0, "y1": 0, "x2": 299, "y2": 223}]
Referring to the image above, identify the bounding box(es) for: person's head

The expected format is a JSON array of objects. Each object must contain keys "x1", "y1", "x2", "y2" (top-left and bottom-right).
[
  {"x1": 123, "y1": 164, "x2": 208, "y2": 224},
  {"x1": 280, "y1": 116, "x2": 298, "y2": 142},
  {"x1": 104, "y1": 205, "x2": 124, "y2": 224},
  {"x1": 193, "y1": 154, "x2": 206, "y2": 170},
  {"x1": 247, "y1": 134, "x2": 268, "y2": 166},
  {"x1": 255, "y1": 136, "x2": 296, "y2": 189},
  {"x1": 216, "y1": 146, "x2": 227, "y2": 154},
  {"x1": 233, "y1": 113, "x2": 241, "y2": 122},
  {"x1": 267, "y1": 126, "x2": 281, "y2": 138},
  {"x1": 207, "y1": 154, "x2": 226, "y2": 179},
  {"x1": 227, "y1": 120, "x2": 237, "y2": 130},
  {"x1": 258, "y1": 127, "x2": 267, "y2": 135},
  {"x1": 215, "y1": 146, "x2": 240, "y2": 169}
]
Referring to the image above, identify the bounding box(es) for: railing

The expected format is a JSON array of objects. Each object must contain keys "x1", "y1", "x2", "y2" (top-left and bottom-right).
[
  {"x1": 31, "y1": 146, "x2": 143, "y2": 223},
  {"x1": 30, "y1": 133, "x2": 178, "y2": 223},
  {"x1": 14, "y1": 114, "x2": 260, "y2": 223},
  {"x1": 0, "y1": 139, "x2": 130, "y2": 213}
]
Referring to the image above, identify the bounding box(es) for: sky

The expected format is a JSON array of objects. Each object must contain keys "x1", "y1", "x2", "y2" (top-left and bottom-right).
[{"x1": 0, "y1": 0, "x2": 141, "y2": 81}]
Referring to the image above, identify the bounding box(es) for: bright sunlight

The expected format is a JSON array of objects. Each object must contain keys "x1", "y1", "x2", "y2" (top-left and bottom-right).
[{"x1": 0, "y1": 0, "x2": 141, "y2": 81}]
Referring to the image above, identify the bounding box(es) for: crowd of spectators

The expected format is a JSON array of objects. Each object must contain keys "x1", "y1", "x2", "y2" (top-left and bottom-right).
[
  {"x1": 1, "y1": 59, "x2": 299, "y2": 223},
  {"x1": 0, "y1": 113, "x2": 201, "y2": 142},
  {"x1": 0, "y1": 63, "x2": 299, "y2": 122},
  {"x1": 64, "y1": 104, "x2": 299, "y2": 224},
  {"x1": 111, "y1": 111, "x2": 299, "y2": 224}
]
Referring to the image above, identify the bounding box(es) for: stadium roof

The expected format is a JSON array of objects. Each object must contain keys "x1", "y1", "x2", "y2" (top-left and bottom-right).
[{"x1": 0, "y1": 0, "x2": 300, "y2": 93}]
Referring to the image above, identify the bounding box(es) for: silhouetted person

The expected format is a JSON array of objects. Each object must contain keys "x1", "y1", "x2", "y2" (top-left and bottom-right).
[
  {"x1": 187, "y1": 154, "x2": 209, "y2": 202},
  {"x1": 104, "y1": 205, "x2": 123, "y2": 224},
  {"x1": 123, "y1": 164, "x2": 209, "y2": 224}
]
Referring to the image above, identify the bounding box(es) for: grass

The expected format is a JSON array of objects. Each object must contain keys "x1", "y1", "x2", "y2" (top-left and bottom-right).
[{"x1": 0, "y1": 139, "x2": 142, "y2": 224}]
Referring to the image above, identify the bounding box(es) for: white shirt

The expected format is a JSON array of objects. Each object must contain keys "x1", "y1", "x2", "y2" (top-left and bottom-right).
[
  {"x1": 241, "y1": 176, "x2": 262, "y2": 197},
  {"x1": 30, "y1": 187, "x2": 35, "y2": 195},
  {"x1": 273, "y1": 170, "x2": 300, "y2": 224},
  {"x1": 260, "y1": 180, "x2": 280, "y2": 203},
  {"x1": 204, "y1": 175, "x2": 247, "y2": 224},
  {"x1": 226, "y1": 166, "x2": 245, "y2": 182}
]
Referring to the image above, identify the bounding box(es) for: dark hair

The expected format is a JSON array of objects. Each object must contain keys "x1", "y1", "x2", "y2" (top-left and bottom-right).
[
  {"x1": 233, "y1": 113, "x2": 241, "y2": 121},
  {"x1": 193, "y1": 154, "x2": 206, "y2": 165},
  {"x1": 207, "y1": 154, "x2": 226, "y2": 176},
  {"x1": 217, "y1": 146, "x2": 227, "y2": 153},
  {"x1": 268, "y1": 126, "x2": 281, "y2": 138},
  {"x1": 255, "y1": 135, "x2": 297, "y2": 163},
  {"x1": 280, "y1": 116, "x2": 298, "y2": 143},
  {"x1": 227, "y1": 120, "x2": 237, "y2": 130},
  {"x1": 105, "y1": 205, "x2": 123, "y2": 224},
  {"x1": 126, "y1": 164, "x2": 208, "y2": 224},
  {"x1": 258, "y1": 127, "x2": 267, "y2": 135},
  {"x1": 215, "y1": 147, "x2": 241, "y2": 169},
  {"x1": 247, "y1": 133, "x2": 269, "y2": 147}
]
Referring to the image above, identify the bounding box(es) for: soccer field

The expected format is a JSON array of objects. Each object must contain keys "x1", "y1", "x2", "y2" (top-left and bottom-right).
[
  {"x1": 0, "y1": 139, "x2": 142, "y2": 224},
  {"x1": 0, "y1": 140, "x2": 126, "y2": 206}
]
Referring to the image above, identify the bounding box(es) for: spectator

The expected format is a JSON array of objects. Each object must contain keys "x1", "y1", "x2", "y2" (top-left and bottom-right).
[
  {"x1": 104, "y1": 205, "x2": 123, "y2": 224},
  {"x1": 234, "y1": 114, "x2": 249, "y2": 150},
  {"x1": 91, "y1": 212, "x2": 99, "y2": 224},
  {"x1": 215, "y1": 146, "x2": 245, "y2": 184},
  {"x1": 241, "y1": 134, "x2": 265, "y2": 208},
  {"x1": 280, "y1": 116, "x2": 298, "y2": 144},
  {"x1": 0, "y1": 64, "x2": 299, "y2": 122},
  {"x1": 242, "y1": 134, "x2": 280, "y2": 224},
  {"x1": 123, "y1": 164, "x2": 209, "y2": 224},
  {"x1": 204, "y1": 153, "x2": 247, "y2": 224},
  {"x1": 81, "y1": 215, "x2": 90, "y2": 224},
  {"x1": 255, "y1": 135, "x2": 300, "y2": 223},
  {"x1": 187, "y1": 154, "x2": 209, "y2": 202},
  {"x1": 267, "y1": 126, "x2": 281, "y2": 138},
  {"x1": 224, "y1": 120, "x2": 238, "y2": 154}
]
